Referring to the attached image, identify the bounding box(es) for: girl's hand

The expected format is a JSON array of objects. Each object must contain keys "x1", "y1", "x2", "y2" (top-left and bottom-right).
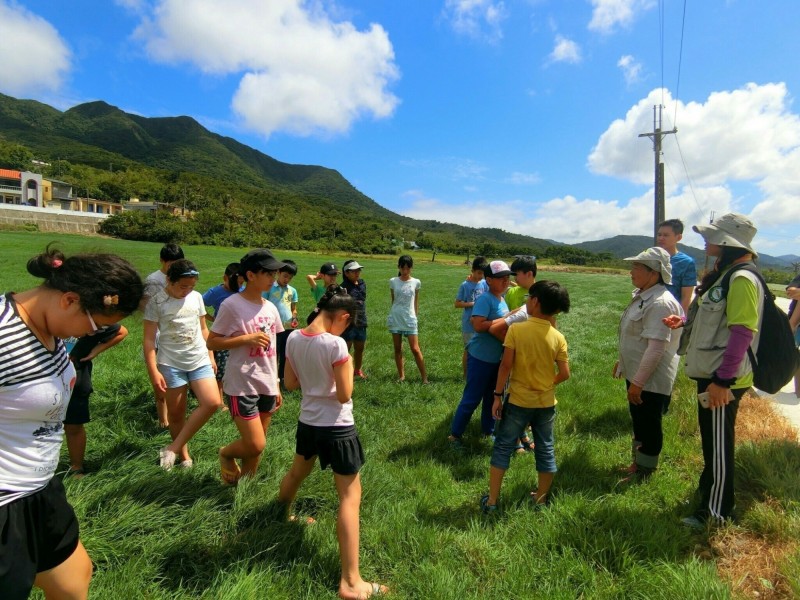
[
  {"x1": 662, "y1": 314, "x2": 684, "y2": 329},
  {"x1": 275, "y1": 393, "x2": 283, "y2": 409},
  {"x1": 210, "y1": 358, "x2": 218, "y2": 375},
  {"x1": 150, "y1": 373, "x2": 167, "y2": 394},
  {"x1": 247, "y1": 332, "x2": 271, "y2": 348},
  {"x1": 492, "y1": 397, "x2": 503, "y2": 420}
]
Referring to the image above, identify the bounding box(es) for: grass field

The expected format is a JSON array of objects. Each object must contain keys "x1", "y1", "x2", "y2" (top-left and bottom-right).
[{"x1": 3, "y1": 231, "x2": 799, "y2": 599}]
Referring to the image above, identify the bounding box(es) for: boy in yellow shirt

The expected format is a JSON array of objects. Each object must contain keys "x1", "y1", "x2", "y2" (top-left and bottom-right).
[{"x1": 481, "y1": 280, "x2": 571, "y2": 513}]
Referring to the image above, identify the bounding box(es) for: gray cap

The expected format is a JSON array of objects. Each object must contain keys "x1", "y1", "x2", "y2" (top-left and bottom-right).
[
  {"x1": 693, "y1": 213, "x2": 757, "y2": 256},
  {"x1": 623, "y1": 246, "x2": 673, "y2": 285}
]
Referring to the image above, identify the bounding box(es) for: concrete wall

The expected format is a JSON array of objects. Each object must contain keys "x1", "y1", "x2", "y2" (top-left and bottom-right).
[{"x1": 0, "y1": 203, "x2": 106, "y2": 235}]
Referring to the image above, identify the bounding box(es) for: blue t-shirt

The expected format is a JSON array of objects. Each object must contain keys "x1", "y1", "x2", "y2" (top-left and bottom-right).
[
  {"x1": 467, "y1": 293, "x2": 508, "y2": 363},
  {"x1": 456, "y1": 279, "x2": 488, "y2": 333},
  {"x1": 265, "y1": 282, "x2": 299, "y2": 325},
  {"x1": 666, "y1": 251, "x2": 697, "y2": 303},
  {"x1": 203, "y1": 284, "x2": 235, "y2": 316}
]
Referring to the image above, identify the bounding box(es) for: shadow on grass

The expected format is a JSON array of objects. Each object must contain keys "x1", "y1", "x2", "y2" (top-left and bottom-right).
[
  {"x1": 386, "y1": 414, "x2": 488, "y2": 482},
  {"x1": 736, "y1": 438, "x2": 800, "y2": 512},
  {"x1": 564, "y1": 405, "x2": 630, "y2": 439}
]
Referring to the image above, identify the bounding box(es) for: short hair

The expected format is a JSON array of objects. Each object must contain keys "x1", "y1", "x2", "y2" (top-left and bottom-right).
[
  {"x1": 658, "y1": 219, "x2": 684, "y2": 235},
  {"x1": 510, "y1": 255, "x2": 537, "y2": 278},
  {"x1": 166, "y1": 259, "x2": 199, "y2": 283},
  {"x1": 528, "y1": 280, "x2": 570, "y2": 316},
  {"x1": 160, "y1": 243, "x2": 184, "y2": 262},
  {"x1": 471, "y1": 255, "x2": 487, "y2": 271},
  {"x1": 27, "y1": 244, "x2": 144, "y2": 316},
  {"x1": 279, "y1": 259, "x2": 298, "y2": 275}
]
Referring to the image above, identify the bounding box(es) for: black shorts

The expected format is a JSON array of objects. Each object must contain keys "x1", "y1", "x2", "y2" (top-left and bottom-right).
[
  {"x1": 295, "y1": 421, "x2": 365, "y2": 475},
  {"x1": 64, "y1": 364, "x2": 92, "y2": 425},
  {"x1": 226, "y1": 394, "x2": 278, "y2": 420},
  {"x1": 342, "y1": 326, "x2": 367, "y2": 342},
  {"x1": 0, "y1": 478, "x2": 80, "y2": 599}
]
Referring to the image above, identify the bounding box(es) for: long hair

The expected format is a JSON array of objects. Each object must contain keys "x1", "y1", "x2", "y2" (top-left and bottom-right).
[
  {"x1": 695, "y1": 247, "x2": 752, "y2": 296},
  {"x1": 306, "y1": 285, "x2": 359, "y2": 326}
]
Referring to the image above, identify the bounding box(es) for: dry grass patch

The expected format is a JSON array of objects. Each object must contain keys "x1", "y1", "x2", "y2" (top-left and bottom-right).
[{"x1": 737, "y1": 391, "x2": 799, "y2": 444}]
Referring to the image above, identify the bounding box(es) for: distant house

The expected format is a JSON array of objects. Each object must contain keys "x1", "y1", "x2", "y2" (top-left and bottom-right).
[
  {"x1": 407, "y1": 241, "x2": 421, "y2": 250},
  {"x1": 0, "y1": 169, "x2": 43, "y2": 206},
  {"x1": 123, "y1": 198, "x2": 183, "y2": 217}
]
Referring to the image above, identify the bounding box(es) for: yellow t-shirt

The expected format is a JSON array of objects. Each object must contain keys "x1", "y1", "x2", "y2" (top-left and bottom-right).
[{"x1": 504, "y1": 317, "x2": 569, "y2": 408}]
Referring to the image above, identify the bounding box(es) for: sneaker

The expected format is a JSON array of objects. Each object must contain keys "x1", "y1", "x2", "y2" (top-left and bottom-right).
[
  {"x1": 159, "y1": 447, "x2": 177, "y2": 470},
  {"x1": 354, "y1": 369, "x2": 368, "y2": 380},
  {"x1": 480, "y1": 494, "x2": 498, "y2": 514},
  {"x1": 681, "y1": 515, "x2": 705, "y2": 530}
]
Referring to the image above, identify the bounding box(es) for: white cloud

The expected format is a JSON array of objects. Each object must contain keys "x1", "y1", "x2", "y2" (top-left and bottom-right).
[
  {"x1": 0, "y1": 2, "x2": 71, "y2": 96},
  {"x1": 588, "y1": 0, "x2": 655, "y2": 35},
  {"x1": 548, "y1": 35, "x2": 582, "y2": 65},
  {"x1": 133, "y1": 0, "x2": 399, "y2": 137},
  {"x1": 617, "y1": 54, "x2": 642, "y2": 86},
  {"x1": 588, "y1": 83, "x2": 800, "y2": 232},
  {"x1": 443, "y1": 0, "x2": 508, "y2": 42},
  {"x1": 505, "y1": 171, "x2": 541, "y2": 185},
  {"x1": 400, "y1": 186, "x2": 729, "y2": 246}
]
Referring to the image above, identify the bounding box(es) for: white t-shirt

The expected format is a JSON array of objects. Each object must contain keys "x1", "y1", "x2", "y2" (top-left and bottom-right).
[
  {"x1": 286, "y1": 329, "x2": 353, "y2": 427},
  {"x1": 143, "y1": 289, "x2": 210, "y2": 371},
  {"x1": 387, "y1": 277, "x2": 421, "y2": 331},
  {"x1": 0, "y1": 294, "x2": 76, "y2": 505},
  {"x1": 211, "y1": 294, "x2": 283, "y2": 396},
  {"x1": 144, "y1": 270, "x2": 167, "y2": 302}
]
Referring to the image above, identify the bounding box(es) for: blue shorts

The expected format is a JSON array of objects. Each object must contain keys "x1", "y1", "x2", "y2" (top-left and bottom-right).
[
  {"x1": 343, "y1": 326, "x2": 367, "y2": 342},
  {"x1": 157, "y1": 363, "x2": 215, "y2": 389},
  {"x1": 390, "y1": 329, "x2": 417, "y2": 337},
  {"x1": 491, "y1": 402, "x2": 557, "y2": 472}
]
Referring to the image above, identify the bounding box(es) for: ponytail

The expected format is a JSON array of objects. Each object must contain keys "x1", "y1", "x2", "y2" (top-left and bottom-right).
[{"x1": 306, "y1": 284, "x2": 359, "y2": 325}]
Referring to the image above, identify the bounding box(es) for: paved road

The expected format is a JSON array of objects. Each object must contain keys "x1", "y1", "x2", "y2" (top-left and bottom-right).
[{"x1": 752, "y1": 296, "x2": 799, "y2": 438}]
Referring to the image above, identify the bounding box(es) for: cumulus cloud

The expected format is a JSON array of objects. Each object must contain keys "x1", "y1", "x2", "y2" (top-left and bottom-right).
[
  {"x1": 133, "y1": 0, "x2": 399, "y2": 137},
  {"x1": 617, "y1": 54, "x2": 642, "y2": 86},
  {"x1": 548, "y1": 35, "x2": 582, "y2": 65},
  {"x1": 0, "y1": 2, "x2": 71, "y2": 96},
  {"x1": 443, "y1": 0, "x2": 508, "y2": 42},
  {"x1": 588, "y1": 83, "x2": 800, "y2": 231},
  {"x1": 588, "y1": 0, "x2": 655, "y2": 35}
]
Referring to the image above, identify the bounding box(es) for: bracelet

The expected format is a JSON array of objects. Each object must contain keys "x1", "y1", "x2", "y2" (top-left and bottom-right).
[{"x1": 493, "y1": 391, "x2": 503, "y2": 397}]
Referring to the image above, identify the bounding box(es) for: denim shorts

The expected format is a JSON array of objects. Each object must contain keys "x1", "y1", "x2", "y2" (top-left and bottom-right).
[
  {"x1": 390, "y1": 329, "x2": 417, "y2": 337},
  {"x1": 343, "y1": 326, "x2": 368, "y2": 342},
  {"x1": 491, "y1": 402, "x2": 557, "y2": 472},
  {"x1": 157, "y1": 363, "x2": 215, "y2": 389}
]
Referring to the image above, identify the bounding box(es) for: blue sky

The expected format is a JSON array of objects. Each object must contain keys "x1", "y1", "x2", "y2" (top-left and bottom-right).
[{"x1": 2, "y1": 0, "x2": 799, "y2": 255}]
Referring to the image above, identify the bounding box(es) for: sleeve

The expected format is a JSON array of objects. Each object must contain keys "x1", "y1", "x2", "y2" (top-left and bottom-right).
[
  {"x1": 727, "y1": 274, "x2": 760, "y2": 331},
  {"x1": 331, "y1": 336, "x2": 350, "y2": 367},
  {"x1": 503, "y1": 324, "x2": 517, "y2": 349},
  {"x1": 291, "y1": 286, "x2": 299, "y2": 303},
  {"x1": 505, "y1": 305, "x2": 528, "y2": 326},
  {"x1": 682, "y1": 258, "x2": 697, "y2": 288},
  {"x1": 556, "y1": 335, "x2": 569, "y2": 363},
  {"x1": 471, "y1": 293, "x2": 492, "y2": 319},
  {"x1": 195, "y1": 293, "x2": 207, "y2": 318},
  {"x1": 415, "y1": 278, "x2": 421, "y2": 291},
  {"x1": 456, "y1": 281, "x2": 468, "y2": 302},
  {"x1": 210, "y1": 300, "x2": 235, "y2": 336},
  {"x1": 202, "y1": 287, "x2": 215, "y2": 306},
  {"x1": 143, "y1": 295, "x2": 160, "y2": 322}
]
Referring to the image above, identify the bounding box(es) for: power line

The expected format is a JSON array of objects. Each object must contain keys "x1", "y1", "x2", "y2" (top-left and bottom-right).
[
  {"x1": 671, "y1": 132, "x2": 704, "y2": 215},
  {"x1": 673, "y1": 0, "x2": 688, "y2": 126},
  {"x1": 659, "y1": 0, "x2": 665, "y2": 107}
]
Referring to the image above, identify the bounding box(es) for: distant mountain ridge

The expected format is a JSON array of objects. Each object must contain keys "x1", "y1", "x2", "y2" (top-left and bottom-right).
[{"x1": 574, "y1": 235, "x2": 793, "y2": 271}]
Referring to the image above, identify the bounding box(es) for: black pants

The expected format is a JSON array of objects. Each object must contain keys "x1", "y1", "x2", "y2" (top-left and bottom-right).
[
  {"x1": 694, "y1": 378, "x2": 746, "y2": 522},
  {"x1": 276, "y1": 329, "x2": 292, "y2": 381},
  {"x1": 627, "y1": 380, "x2": 669, "y2": 468}
]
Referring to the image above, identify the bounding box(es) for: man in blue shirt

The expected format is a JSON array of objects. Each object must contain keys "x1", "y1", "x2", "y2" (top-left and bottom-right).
[{"x1": 657, "y1": 219, "x2": 697, "y2": 314}]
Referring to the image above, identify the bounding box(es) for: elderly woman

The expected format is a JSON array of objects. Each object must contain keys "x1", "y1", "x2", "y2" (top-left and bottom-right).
[
  {"x1": 663, "y1": 213, "x2": 763, "y2": 528},
  {"x1": 614, "y1": 247, "x2": 683, "y2": 482}
]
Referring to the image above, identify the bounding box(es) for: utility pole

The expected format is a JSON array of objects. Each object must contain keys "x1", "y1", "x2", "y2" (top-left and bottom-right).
[{"x1": 639, "y1": 105, "x2": 676, "y2": 244}]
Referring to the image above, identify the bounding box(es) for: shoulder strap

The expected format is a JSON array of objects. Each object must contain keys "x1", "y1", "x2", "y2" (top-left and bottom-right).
[{"x1": 719, "y1": 262, "x2": 766, "y2": 295}]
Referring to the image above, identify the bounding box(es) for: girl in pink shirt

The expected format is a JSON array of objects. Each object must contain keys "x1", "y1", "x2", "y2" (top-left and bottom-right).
[{"x1": 277, "y1": 286, "x2": 388, "y2": 600}]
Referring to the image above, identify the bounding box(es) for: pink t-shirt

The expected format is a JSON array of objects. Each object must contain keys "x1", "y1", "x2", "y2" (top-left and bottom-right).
[
  {"x1": 211, "y1": 294, "x2": 283, "y2": 396},
  {"x1": 285, "y1": 329, "x2": 353, "y2": 427}
]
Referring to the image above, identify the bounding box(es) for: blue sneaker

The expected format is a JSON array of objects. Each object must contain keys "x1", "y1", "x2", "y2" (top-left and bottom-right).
[{"x1": 480, "y1": 494, "x2": 498, "y2": 514}]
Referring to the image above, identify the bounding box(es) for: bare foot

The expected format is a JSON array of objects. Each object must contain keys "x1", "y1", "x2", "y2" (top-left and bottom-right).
[
  {"x1": 219, "y1": 450, "x2": 241, "y2": 485},
  {"x1": 338, "y1": 581, "x2": 389, "y2": 599},
  {"x1": 288, "y1": 514, "x2": 316, "y2": 525}
]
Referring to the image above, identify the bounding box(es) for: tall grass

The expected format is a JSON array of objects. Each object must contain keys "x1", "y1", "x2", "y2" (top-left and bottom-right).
[{"x1": 3, "y1": 232, "x2": 798, "y2": 599}]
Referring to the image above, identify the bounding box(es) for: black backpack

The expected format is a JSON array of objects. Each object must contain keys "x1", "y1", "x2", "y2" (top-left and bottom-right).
[{"x1": 719, "y1": 263, "x2": 800, "y2": 394}]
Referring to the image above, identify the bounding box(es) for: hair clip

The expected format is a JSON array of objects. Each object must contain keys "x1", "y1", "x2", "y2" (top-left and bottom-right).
[
  {"x1": 180, "y1": 269, "x2": 200, "y2": 277},
  {"x1": 103, "y1": 294, "x2": 119, "y2": 306},
  {"x1": 52, "y1": 259, "x2": 63, "y2": 268}
]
